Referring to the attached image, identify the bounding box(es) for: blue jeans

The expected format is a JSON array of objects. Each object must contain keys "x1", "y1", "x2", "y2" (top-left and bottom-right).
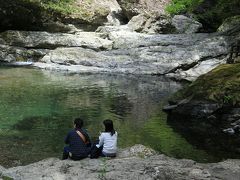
[
  {"x1": 62, "y1": 146, "x2": 70, "y2": 160},
  {"x1": 62, "y1": 146, "x2": 87, "y2": 160}
]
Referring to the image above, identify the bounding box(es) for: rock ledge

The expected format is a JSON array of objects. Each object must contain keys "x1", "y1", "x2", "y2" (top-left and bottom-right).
[{"x1": 1, "y1": 145, "x2": 240, "y2": 180}]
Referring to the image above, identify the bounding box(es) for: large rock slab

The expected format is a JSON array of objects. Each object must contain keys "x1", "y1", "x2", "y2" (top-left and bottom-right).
[
  {"x1": 167, "y1": 58, "x2": 226, "y2": 81},
  {"x1": 108, "y1": 30, "x2": 210, "y2": 48},
  {"x1": 33, "y1": 30, "x2": 230, "y2": 80},
  {"x1": 1, "y1": 145, "x2": 240, "y2": 180},
  {"x1": 0, "y1": 31, "x2": 113, "y2": 50}
]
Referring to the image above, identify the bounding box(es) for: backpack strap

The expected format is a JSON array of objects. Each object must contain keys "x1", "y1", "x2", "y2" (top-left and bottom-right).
[{"x1": 76, "y1": 130, "x2": 89, "y2": 144}]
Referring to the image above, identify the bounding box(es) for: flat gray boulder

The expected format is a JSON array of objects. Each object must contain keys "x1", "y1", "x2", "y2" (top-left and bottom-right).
[
  {"x1": 1, "y1": 145, "x2": 240, "y2": 180},
  {"x1": 0, "y1": 31, "x2": 113, "y2": 50}
]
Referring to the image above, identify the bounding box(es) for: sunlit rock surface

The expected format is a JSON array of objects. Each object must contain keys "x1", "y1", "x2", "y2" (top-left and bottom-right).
[{"x1": 1, "y1": 145, "x2": 240, "y2": 180}]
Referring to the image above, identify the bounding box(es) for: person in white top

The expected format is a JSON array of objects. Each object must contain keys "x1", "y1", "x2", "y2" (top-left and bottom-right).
[{"x1": 96, "y1": 119, "x2": 117, "y2": 157}]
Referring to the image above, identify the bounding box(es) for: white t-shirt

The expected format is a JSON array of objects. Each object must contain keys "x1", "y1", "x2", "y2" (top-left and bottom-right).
[{"x1": 96, "y1": 132, "x2": 117, "y2": 154}]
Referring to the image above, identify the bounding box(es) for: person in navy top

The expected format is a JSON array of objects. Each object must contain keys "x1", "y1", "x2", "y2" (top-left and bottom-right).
[{"x1": 62, "y1": 118, "x2": 91, "y2": 160}]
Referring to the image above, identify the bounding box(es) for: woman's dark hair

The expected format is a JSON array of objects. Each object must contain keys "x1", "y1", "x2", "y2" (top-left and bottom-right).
[
  {"x1": 103, "y1": 119, "x2": 115, "y2": 136},
  {"x1": 74, "y1": 118, "x2": 83, "y2": 129}
]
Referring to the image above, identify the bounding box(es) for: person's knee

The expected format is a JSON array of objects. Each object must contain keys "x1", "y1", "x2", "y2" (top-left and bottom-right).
[{"x1": 63, "y1": 146, "x2": 70, "y2": 153}]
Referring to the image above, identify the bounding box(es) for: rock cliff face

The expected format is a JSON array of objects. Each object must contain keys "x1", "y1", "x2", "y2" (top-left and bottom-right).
[
  {"x1": 116, "y1": 0, "x2": 171, "y2": 20},
  {"x1": 1, "y1": 145, "x2": 240, "y2": 180},
  {"x1": 0, "y1": 0, "x2": 111, "y2": 32}
]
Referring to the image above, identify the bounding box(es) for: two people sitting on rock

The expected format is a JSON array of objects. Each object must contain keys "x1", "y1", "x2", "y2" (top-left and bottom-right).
[{"x1": 63, "y1": 118, "x2": 117, "y2": 160}]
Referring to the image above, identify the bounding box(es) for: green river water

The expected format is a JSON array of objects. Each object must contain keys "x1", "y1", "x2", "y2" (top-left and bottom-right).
[{"x1": 0, "y1": 67, "x2": 230, "y2": 167}]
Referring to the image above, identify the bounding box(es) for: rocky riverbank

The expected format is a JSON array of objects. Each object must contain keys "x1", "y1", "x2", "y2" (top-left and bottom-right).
[
  {"x1": 0, "y1": 1, "x2": 239, "y2": 81},
  {"x1": 164, "y1": 63, "x2": 240, "y2": 156},
  {"x1": 1, "y1": 145, "x2": 240, "y2": 180},
  {"x1": 0, "y1": 24, "x2": 236, "y2": 81}
]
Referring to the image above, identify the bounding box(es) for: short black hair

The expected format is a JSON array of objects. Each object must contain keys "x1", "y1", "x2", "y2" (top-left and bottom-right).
[{"x1": 74, "y1": 118, "x2": 83, "y2": 129}]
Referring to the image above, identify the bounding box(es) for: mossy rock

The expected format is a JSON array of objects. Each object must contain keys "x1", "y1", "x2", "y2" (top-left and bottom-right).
[
  {"x1": 172, "y1": 64, "x2": 240, "y2": 106},
  {"x1": 166, "y1": 0, "x2": 240, "y2": 32},
  {"x1": 0, "y1": 0, "x2": 110, "y2": 32},
  {"x1": 218, "y1": 15, "x2": 240, "y2": 33}
]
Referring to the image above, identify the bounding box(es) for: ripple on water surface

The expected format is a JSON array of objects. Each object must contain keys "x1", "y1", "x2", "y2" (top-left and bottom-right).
[{"x1": 0, "y1": 67, "x2": 233, "y2": 167}]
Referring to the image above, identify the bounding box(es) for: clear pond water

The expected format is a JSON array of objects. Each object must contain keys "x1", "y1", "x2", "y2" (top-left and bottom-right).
[{"x1": 0, "y1": 67, "x2": 233, "y2": 167}]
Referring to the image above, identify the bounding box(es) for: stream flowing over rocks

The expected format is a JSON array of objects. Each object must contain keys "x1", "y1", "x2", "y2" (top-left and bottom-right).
[{"x1": 1, "y1": 145, "x2": 240, "y2": 180}]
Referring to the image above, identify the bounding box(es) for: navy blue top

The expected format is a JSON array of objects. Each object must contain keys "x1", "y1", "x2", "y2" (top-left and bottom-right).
[{"x1": 65, "y1": 128, "x2": 91, "y2": 157}]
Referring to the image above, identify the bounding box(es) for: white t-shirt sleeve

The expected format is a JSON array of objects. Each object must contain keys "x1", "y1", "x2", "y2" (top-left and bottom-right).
[{"x1": 96, "y1": 133, "x2": 104, "y2": 148}]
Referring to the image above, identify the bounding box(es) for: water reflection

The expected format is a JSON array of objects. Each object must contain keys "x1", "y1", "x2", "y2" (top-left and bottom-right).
[{"x1": 0, "y1": 67, "x2": 217, "y2": 167}]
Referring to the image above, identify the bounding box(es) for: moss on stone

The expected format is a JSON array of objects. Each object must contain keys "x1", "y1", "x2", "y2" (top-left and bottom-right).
[
  {"x1": 166, "y1": 0, "x2": 240, "y2": 31},
  {"x1": 218, "y1": 15, "x2": 240, "y2": 32},
  {"x1": 0, "y1": 0, "x2": 109, "y2": 31},
  {"x1": 173, "y1": 64, "x2": 240, "y2": 106},
  {"x1": 41, "y1": 0, "x2": 109, "y2": 20}
]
